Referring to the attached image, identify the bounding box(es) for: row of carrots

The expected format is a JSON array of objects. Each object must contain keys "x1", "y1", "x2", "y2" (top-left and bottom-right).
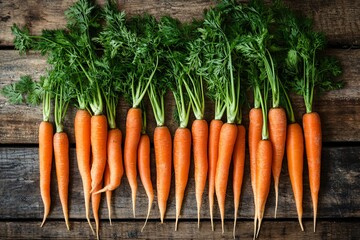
[{"x1": 3, "y1": 0, "x2": 343, "y2": 239}]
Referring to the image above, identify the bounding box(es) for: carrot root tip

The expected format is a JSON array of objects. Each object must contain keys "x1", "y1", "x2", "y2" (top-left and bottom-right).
[
  {"x1": 87, "y1": 217, "x2": 95, "y2": 235},
  {"x1": 175, "y1": 217, "x2": 179, "y2": 231},
  {"x1": 274, "y1": 184, "x2": 279, "y2": 219},
  {"x1": 256, "y1": 217, "x2": 262, "y2": 238},
  {"x1": 298, "y1": 217, "x2": 304, "y2": 231}
]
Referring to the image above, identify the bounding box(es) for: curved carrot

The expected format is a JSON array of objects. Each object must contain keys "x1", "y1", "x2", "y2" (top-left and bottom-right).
[
  {"x1": 208, "y1": 119, "x2": 223, "y2": 231},
  {"x1": 215, "y1": 123, "x2": 238, "y2": 234},
  {"x1": 90, "y1": 114, "x2": 108, "y2": 192},
  {"x1": 124, "y1": 108, "x2": 142, "y2": 217},
  {"x1": 255, "y1": 139, "x2": 273, "y2": 237},
  {"x1": 53, "y1": 132, "x2": 70, "y2": 230},
  {"x1": 303, "y1": 112, "x2": 322, "y2": 232},
  {"x1": 39, "y1": 121, "x2": 53, "y2": 227},
  {"x1": 248, "y1": 108, "x2": 262, "y2": 208},
  {"x1": 74, "y1": 109, "x2": 94, "y2": 233},
  {"x1": 286, "y1": 122, "x2": 304, "y2": 231},
  {"x1": 138, "y1": 133, "x2": 154, "y2": 232},
  {"x1": 268, "y1": 107, "x2": 287, "y2": 218},
  {"x1": 92, "y1": 178, "x2": 103, "y2": 240},
  {"x1": 154, "y1": 126, "x2": 172, "y2": 223},
  {"x1": 174, "y1": 127, "x2": 191, "y2": 231},
  {"x1": 232, "y1": 124, "x2": 246, "y2": 238},
  {"x1": 97, "y1": 128, "x2": 123, "y2": 192},
  {"x1": 192, "y1": 119, "x2": 208, "y2": 228}
]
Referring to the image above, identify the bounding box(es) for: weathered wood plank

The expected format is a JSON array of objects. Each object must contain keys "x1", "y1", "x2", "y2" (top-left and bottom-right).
[
  {"x1": 1, "y1": 49, "x2": 359, "y2": 144},
  {"x1": 0, "y1": 146, "x2": 359, "y2": 220},
  {"x1": 0, "y1": 220, "x2": 358, "y2": 239},
  {"x1": 0, "y1": 0, "x2": 359, "y2": 47}
]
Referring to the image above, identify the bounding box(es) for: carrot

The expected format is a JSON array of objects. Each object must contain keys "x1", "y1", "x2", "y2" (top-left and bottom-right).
[
  {"x1": 268, "y1": 107, "x2": 287, "y2": 218},
  {"x1": 232, "y1": 124, "x2": 246, "y2": 238},
  {"x1": 138, "y1": 133, "x2": 154, "y2": 232},
  {"x1": 174, "y1": 127, "x2": 191, "y2": 231},
  {"x1": 215, "y1": 123, "x2": 238, "y2": 234},
  {"x1": 74, "y1": 109, "x2": 94, "y2": 233},
  {"x1": 97, "y1": 128, "x2": 123, "y2": 192},
  {"x1": 124, "y1": 108, "x2": 142, "y2": 217},
  {"x1": 303, "y1": 112, "x2": 322, "y2": 232},
  {"x1": 90, "y1": 114, "x2": 108, "y2": 192},
  {"x1": 208, "y1": 119, "x2": 223, "y2": 231},
  {"x1": 191, "y1": 119, "x2": 208, "y2": 227},
  {"x1": 286, "y1": 122, "x2": 304, "y2": 231},
  {"x1": 92, "y1": 178, "x2": 103, "y2": 240},
  {"x1": 53, "y1": 132, "x2": 70, "y2": 230},
  {"x1": 39, "y1": 121, "x2": 53, "y2": 227},
  {"x1": 248, "y1": 108, "x2": 263, "y2": 208},
  {"x1": 103, "y1": 162, "x2": 112, "y2": 225},
  {"x1": 255, "y1": 139, "x2": 273, "y2": 237},
  {"x1": 154, "y1": 126, "x2": 172, "y2": 223}
]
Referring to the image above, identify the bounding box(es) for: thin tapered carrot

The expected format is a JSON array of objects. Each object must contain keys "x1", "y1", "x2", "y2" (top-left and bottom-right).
[
  {"x1": 192, "y1": 119, "x2": 208, "y2": 228},
  {"x1": 268, "y1": 107, "x2": 287, "y2": 218},
  {"x1": 255, "y1": 139, "x2": 273, "y2": 237},
  {"x1": 39, "y1": 121, "x2": 53, "y2": 228},
  {"x1": 287, "y1": 122, "x2": 304, "y2": 231},
  {"x1": 74, "y1": 109, "x2": 94, "y2": 233},
  {"x1": 92, "y1": 179, "x2": 103, "y2": 240},
  {"x1": 97, "y1": 128, "x2": 123, "y2": 193},
  {"x1": 124, "y1": 108, "x2": 142, "y2": 217},
  {"x1": 90, "y1": 114, "x2": 108, "y2": 192},
  {"x1": 232, "y1": 124, "x2": 246, "y2": 238},
  {"x1": 154, "y1": 126, "x2": 172, "y2": 223},
  {"x1": 138, "y1": 133, "x2": 154, "y2": 232},
  {"x1": 248, "y1": 108, "x2": 262, "y2": 208},
  {"x1": 53, "y1": 132, "x2": 70, "y2": 230},
  {"x1": 215, "y1": 123, "x2": 238, "y2": 234},
  {"x1": 174, "y1": 127, "x2": 192, "y2": 231},
  {"x1": 208, "y1": 119, "x2": 223, "y2": 231},
  {"x1": 103, "y1": 163, "x2": 112, "y2": 225},
  {"x1": 303, "y1": 112, "x2": 322, "y2": 232}
]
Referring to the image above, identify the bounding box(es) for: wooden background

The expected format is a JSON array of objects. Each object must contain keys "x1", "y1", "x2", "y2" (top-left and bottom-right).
[{"x1": 0, "y1": 0, "x2": 359, "y2": 239}]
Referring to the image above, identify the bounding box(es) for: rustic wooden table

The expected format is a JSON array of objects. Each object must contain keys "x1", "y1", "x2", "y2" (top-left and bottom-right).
[{"x1": 0, "y1": 0, "x2": 359, "y2": 239}]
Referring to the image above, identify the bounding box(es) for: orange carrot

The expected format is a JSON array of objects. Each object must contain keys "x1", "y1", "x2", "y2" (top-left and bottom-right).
[
  {"x1": 138, "y1": 133, "x2": 154, "y2": 232},
  {"x1": 39, "y1": 121, "x2": 53, "y2": 227},
  {"x1": 174, "y1": 127, "x2": 192, "y2": 231},
  {"x1": 97, "y1": 128, "x2": 123, "y2": 192},
  {"x1": 124, "y1": 108, "x2": 142, "y2": 217},
  {"x1": 248, "y1": 108, "x2": 262, "y2": 208},
  {"x1": 232, "y1": 124, "x2": 246, "y2": 238},
  {"x1": 154, "y1": 126, "x2": 172, "y2": 223},
  {"x1": 74, "y1": 109, "x2": 94, "y2": 232},
  {"x1": 268, "y1": 107, "x2": 287, "y2": 218},
  {"x1": 255, "y1": 139, "x2": 273, "y2": 237},
  {"x1": 192, "y1": 119, "x2": 208, "y2": 228},
  {"x1": 303, "y1": 112, "x2": 322, "y2": 232},
  {"x1": 53, "y1": 132, "x2": 70, "y2": 230},
  {"x1": 103, "y1": 163, "x2": 112, "y2": 225},
  {"x1": 92, "y1": 178, "x2": 103, "y2": 240},
  {"x1": 90, "y1": 114, "x2": 108, "y2": 192},
  {"x1": 286, "y1": 122, "x2": 304, "y2": 231},
  {"x1": 208, "y1": 119, "x2": 223, "y2": 231},
  {"x1": 215, "y1": 123, "x2": 238, "y2": 234}
]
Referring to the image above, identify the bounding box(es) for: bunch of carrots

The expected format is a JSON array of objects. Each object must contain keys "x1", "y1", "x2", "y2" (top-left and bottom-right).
[{"x1": 2, "y1": 0, "x2": 343, "y2": 239}]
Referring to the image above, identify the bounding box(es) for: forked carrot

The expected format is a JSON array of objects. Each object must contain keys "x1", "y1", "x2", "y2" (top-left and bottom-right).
[
  {"x1": 232, "y1": 124, "x2": 246, "y2": 238},
  {"x1": 90, "y1": 114, "x2": 108, "y2": 192},
  {"x1": 74, "y1": 109, "x2": 94, "y2": 233},
  {"x1": 53, "y1": 132, "x2": 70, "y2": 230},
  {"x1": 39, "y1": 121, "x2": 53, "y2": 227},
  {"x1": 124, "y1": 108, "x2": 142, "y2": 217},
  {"x1": 215, "y1": 123, "x2": 238, "y2": 234},
  {"x1": 174, "y1": 127, "x2": 191, "y2": 231},
  {"x1": 154, "y1": 126, "x2": 172, "y2": 223},
  {"x1": 303, "y1": 112, "x2": 322, "y2": 232},
  {"x1": 138, "y1": 133, "x2": 154, "y2": 232},
  {"x1": 268, "y1": 107, "x2": 287, "y2": 218},
  {"x1": 286, "y1": 122, "x2": 304, "y2": 231},
  {"x1": 208, "y1": 119, "x2": 223, "y2": 231}
]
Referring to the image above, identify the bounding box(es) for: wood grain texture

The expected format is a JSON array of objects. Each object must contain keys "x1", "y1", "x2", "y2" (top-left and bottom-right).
[
  {"x1": 1, "y1": 49, "x2": 359, "y2": 144},
  {"x1": 0, "y1": 146, "x2": 359, "y2": 220},
  {"x1": 0, "y1": 220, "x2": 359, "y2": 239},
  {"x1": 0, "y1": 0, "x2": 359, "y2": 47}
]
